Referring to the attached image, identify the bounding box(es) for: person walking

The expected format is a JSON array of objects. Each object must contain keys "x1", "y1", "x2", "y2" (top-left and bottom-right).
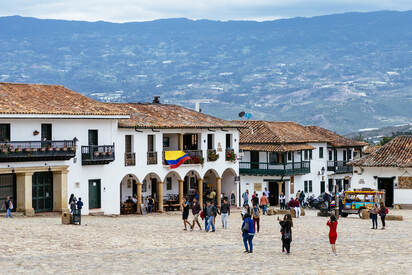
[
  {"x1": 278, "y1": 214, "x2": 293, "y2": 254},
  {"x1": 260, "y1": 193, "x2": 269, "y2": 215},
  {"x1": 378, "y1": 203, "x2": 388, "y2": 230},
  {"x1": 219, "y1": 198, "x2": 231, "y2": 229},
  {"x1": 191, "y1": 198, "x2": 202, "y2": 230},
  {"x1": 369, "y1": 204, "x2": 378, "y2": 229},
  {"x1": 182, "y1": 197, "x2": 191, "y2": 231},
  {"x1": 299, "y1": 191, "x2": 305, "y2": 206},
  {"x1": 264, "y1": 187, "x2": 270, "y2": 199},
  {"x1": 205, "y1": 201, "x2": 217, "y2": 232},
  {"x1": 327, "y1": 215, "x2": 338, "y2": 255},
  {"x1": 251, "y1": 204, "x2": 261, "y2": 233},
  {"x1": 76, "y1": 198, "x2": 84, "y2": 213},
  {"x1": 3, "y1": 196, "x2": 13, "y2": 218},
  {"x1": 242, "y1": 190, "x2": 249, "y2": 206},
  {"x1": 279, "y1": 193, "x2": 286, "y2": 210},
  {"x1": 241, "y1": 204, "x2": 251, "y2": 219},
  {"x1": 69, "y1": 194, "x2": 77, "y2": 214},
  {"x1": 252, "y1": 192, "x2": 259, "y2": 207},
  {"x1": 241, "y1": 213, "x2": 255, "y2": 253},
  {"x1": 293, "y1": 198, "x2": 301, "y2": 218}
]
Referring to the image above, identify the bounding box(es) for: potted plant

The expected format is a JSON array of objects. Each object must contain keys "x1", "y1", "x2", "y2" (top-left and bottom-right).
[
  {"x1": 207, "y1": 150, "x2": 219, "y2": 161},
  {"x1": 226, "y1": 150, "x2": 237, "y2": 162},
  {"x1": 108, "y1": 151, "x2": 113, "y2": 156},
  {"x1": 24, "y1": 148, "x2": 31, "y2": 152},
  {"x1": 41, "y1": 147, "x2": 46, "y2": 152},
  {"x1": 17, "y1": 146, "x2": 22, "y2": 152},
  {"x1": 94, "y1": 151, "x2": 100, "y2": 157},
  {"x1": 62, "y1": 146, "x2": 68, "y2": 151},
  {"x1": 55, "y1": 147, "x2": 61, "y2": 151}
]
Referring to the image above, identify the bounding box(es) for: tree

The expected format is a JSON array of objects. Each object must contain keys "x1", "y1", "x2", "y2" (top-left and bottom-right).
[{"x1": 379, "y1": 136, "x2": 393, "y2": 146}]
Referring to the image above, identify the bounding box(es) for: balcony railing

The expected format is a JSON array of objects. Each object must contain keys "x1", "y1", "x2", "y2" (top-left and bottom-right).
[
  {"x1": 207, "y1": 149, "x2": 219, "y2": 162},
  {"x1": 147, "y1": 151, "x2": 158, "y2": 165},
  {"x1": 162, "y1": 150, "x2": 204, "y2": 165},
  {"x1": 0, "y1": 140, "x2": 76, "y2": 162},
  {"x1": 81, "y1": 145, "x2": 115, "y2": 165},
  {"x1": 124, "y1": 152, "x2": 136, "y2": 166},
  {"x1": 239, "y1": 161, "x2": 311, "y2": 176},
  {"x1": 327, "y1": 161, "x2": 353, "y2": 174}
]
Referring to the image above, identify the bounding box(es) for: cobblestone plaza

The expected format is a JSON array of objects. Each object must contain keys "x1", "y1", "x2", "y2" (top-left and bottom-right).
[{"x1": 1, "y1": 210, "x2": 411, "y2": 274}]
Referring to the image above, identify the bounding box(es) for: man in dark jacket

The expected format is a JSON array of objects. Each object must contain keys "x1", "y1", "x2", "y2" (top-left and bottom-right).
[
  {"x1": 205, "y1": 200, "x2": 217, "y2": 232},
  {"x1": 219, "y1": 198, "x2": 231, "y2": 229},
  {"x1": 191, "y1": 198, "x2": 202, "y2": 230}
]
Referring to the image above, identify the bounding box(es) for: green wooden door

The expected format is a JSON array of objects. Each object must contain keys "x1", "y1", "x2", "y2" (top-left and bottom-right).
[
  {"x1": 0, "y1": 174, "x2": 16, "y2": 213},
  {"x1": 32, "y1": 172, "x2": 53, "y2": 213},
  {"x1": 88, "y1": 179, "x2": 101, "y2": 209}
]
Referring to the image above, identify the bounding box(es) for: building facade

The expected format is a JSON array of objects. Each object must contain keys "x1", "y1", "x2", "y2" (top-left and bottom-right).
[
  {"x1": 0, "y1": 83, "x2": 240, "y2": 216},
  {"x1": 237, "y1": 121, "x2": 365, "y2": 205},
  {"x1": 350, "y1": 135, "x2": 412, "y2": 208}
]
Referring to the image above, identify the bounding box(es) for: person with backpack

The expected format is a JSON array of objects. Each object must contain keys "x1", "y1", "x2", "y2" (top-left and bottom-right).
[
  {"x1": 241, "y1": 213, "x2": 255, "y2": 253},
  {"x1": 182, "y1": 197, "x2": 191, "y2": 231},
  {"x1": 278, "y1": 214, "x2": 293, "y2": 254},
  {"x1": 378, "y1": 203, "x2": 388, "y2": 230},
  {"x1": 3, "y1": 196, "x2": 13, "y2": 218},
  {"x1": 251, "y1": 204, "x2": 261, "y2": 233},
  {"x1": 327, "y1": 215, "x2": 338, "y2": 256}
]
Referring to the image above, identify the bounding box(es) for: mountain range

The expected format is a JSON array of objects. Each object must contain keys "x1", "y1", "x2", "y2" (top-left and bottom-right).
[{"x1": 1, "y1": 11, "x2": 412, "y2": 134}]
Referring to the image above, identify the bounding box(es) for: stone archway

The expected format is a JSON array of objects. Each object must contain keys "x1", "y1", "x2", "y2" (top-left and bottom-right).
[
  {"x1": 221, "y1": 168, "x2": 238, "y2": 206},
  {"x1": 119, "y1": 174, "x2": 140, "y2": 214},
  {"x1": 203, "y1": 169, "x2": 221, "y2": 207},
  {"x1": 142, "y1": 172, "x2": 163, "y2": 212},
  {"x1": 163, "y1": 171, "x2": 183, "y2": 211},
  {"x1": 183, "y1": 170, "x2": 202, "y2": 206}
]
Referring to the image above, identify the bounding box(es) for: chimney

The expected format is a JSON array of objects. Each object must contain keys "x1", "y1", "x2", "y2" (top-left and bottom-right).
[
  {"x1": 153, "y1": 96, "x2": 160, "y2": 104},
  {"x1": 195, "y1": 102, "x2": 200, "y2": 112}
]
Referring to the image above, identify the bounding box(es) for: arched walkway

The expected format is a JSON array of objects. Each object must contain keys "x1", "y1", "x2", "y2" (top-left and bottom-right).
[
  {"x1": 203, "y1": 169, "x2": 221, "y2": 207},
  {"x1": 119, "y1": 174, "x2": 140, "y2": 214},
  {"x1": 221, "y1": 168, "x2": 238, "y2": 206},
  {"x1": 163, "y1": 171, "x2": 183, "y2": 211},
  {"x1": 142, "y1": 172, "x2": 163, "y2": 212}
]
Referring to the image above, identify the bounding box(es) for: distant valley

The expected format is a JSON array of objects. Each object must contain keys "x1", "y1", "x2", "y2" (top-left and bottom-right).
[{"x1": 1, "y1": 11, "x2": 412, "y2": 133}]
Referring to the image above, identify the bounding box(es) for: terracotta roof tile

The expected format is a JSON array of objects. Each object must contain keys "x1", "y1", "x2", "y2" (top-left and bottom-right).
[
  {"x1": 113, "y1": 103, "x2": 241, "y2": 129},
  {"x1": 363, "y1": 145, "x2": 382, "y2": 155},
  {"x1": 306, "y1": 126, "x2": 367, "y2": 148},
  {"x1": 0, "y1": 82, "x2": 127, "y2": 116},
  {"x1": 240, "y1": 143, "x2": 315, "y2": 152},
  {"x1": 349, "y1": 136, "x2": 412, "y2": 168}
]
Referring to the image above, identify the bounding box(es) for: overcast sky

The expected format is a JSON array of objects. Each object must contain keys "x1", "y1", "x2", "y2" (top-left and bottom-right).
[{"x1": 1, "y1": 0, "x2": 412, "y2": 22}]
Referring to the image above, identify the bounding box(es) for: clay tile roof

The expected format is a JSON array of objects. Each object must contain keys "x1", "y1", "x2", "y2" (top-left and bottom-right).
[
  {"x1": 349, "y1": 136, "x2": 412, "y2": 168},
  {"x1": 240, "y1": 143, "x2": 315, "y2": 152},
  {"x1": 113, "y1": 103, "x2": 241, "y2": 129},
  {"x1": 238, "y1": 121, "x2": 329, "y2": 144},
  {"x1": 363, "y1": 145, "x2": 382, "y2": 155},
  {"x1": 305, "y1": 126, "x2": 367, "y2": 148},
  {"x1": 0, "y1": 82, "x2": 127, "y2": 116}
]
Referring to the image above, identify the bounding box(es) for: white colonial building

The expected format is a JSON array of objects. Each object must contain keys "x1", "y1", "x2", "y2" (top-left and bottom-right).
[
  {"x1": 0, "y1": 83, "x2": 240, "y2": 216},
  {"x1": 350, "y1": 135, "x2": 412, "y2": 208},
  {"x1": 237, "y1": 121, "x2": 365, "y2": 205}
]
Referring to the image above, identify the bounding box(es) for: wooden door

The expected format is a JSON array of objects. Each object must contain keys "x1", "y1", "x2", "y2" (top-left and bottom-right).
[{"x1": 88, "y1": 179, "x2": 101, "y2": 209}]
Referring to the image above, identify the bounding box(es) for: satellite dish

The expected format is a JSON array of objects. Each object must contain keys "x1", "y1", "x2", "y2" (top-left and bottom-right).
[{"x1": 238, "y1": 111, "x2": 245, "y2": 118}]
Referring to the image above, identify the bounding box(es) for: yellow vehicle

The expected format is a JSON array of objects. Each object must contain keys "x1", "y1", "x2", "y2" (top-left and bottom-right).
[{"x1": 340, "y1": 190, "x2": 385, "y2": 218}]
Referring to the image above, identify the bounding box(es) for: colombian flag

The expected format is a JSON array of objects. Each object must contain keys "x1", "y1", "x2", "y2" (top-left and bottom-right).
[{"x1": 165, "y1": 151, "x2": 190, "y2": 169}]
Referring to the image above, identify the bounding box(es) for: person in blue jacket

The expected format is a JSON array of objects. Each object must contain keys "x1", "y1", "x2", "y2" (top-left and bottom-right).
[{"x1": 241, "y1": 213, "x2": 255, "y2": 253}]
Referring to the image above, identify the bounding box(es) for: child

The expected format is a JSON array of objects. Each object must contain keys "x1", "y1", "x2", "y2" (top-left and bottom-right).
[
  {"x1": 327, "y1": 215, "x2": 338, "y2": 255},
  {"x1": 76, "y1": 197, "x2": 84, "y2": 213}
]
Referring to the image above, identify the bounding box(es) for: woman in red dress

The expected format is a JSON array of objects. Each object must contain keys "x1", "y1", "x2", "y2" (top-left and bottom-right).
[{"x1": 327, "y1": 215, "x2": 338, "y2": 255}]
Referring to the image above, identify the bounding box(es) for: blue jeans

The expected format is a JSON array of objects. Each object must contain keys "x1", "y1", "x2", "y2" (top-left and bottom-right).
[
  {"x1": 206, "y1": 216, "x2": 215, "y2": 232},
  {"x1": 6, "y1": 209, "x2": 13, "y2": 218},
  {"x1": 221, "y1": 213, "x2": 228, "y2": 229},
  {"x1": 243, "y1": 233, "x2": 254, "y2": 252},
  {"x1": 262, "y1": 205, "x2": 267, "y2": 214}
]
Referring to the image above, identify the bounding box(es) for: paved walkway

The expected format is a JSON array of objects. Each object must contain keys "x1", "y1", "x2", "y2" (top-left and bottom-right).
[{"x1": 1, "y1": 209, "x2": 411, "y2": 274}]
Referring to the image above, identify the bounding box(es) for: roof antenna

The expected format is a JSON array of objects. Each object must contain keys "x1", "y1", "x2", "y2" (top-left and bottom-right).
[{"x1": 153, "y1": 96, "x2": 160, "y2": 104}]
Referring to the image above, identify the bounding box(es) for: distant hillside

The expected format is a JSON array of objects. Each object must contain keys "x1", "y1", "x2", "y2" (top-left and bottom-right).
[
  {"x1": 1, "y1": 11, "x2": 412, "y2": 133},
  {"x1": 345, "y1": 124, "x2": 412, "y2": 144}
]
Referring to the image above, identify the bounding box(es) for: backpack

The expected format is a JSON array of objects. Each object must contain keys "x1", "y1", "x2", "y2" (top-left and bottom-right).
[{"x1": 242, "y1": 219, "x2": 250, "y2": 233}]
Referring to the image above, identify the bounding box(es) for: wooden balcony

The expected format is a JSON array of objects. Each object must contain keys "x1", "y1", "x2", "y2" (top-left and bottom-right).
[
  {"x1": 327, "y1": 161, "x2": 353, "y2": 174},
  {"x1": 81, "y1": 145, "x2": 115, "y2": 165},
  {"x1": 124, "y1": 152, "x2": 136, "y2": 166},
  {"x1": 147, "y1": 151, "x2": 158, "y2": 165},
  {"x1": 0, "y1": 140, "x2": 76, "y2": 162},
  {"x1": 239, "y1": 161, "x2": 311, "y2": 176}
]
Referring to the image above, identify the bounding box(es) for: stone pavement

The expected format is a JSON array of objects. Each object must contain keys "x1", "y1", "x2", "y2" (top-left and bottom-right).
[{"x1": 0, "y1": 209, "x2": 411, "y2": 274}]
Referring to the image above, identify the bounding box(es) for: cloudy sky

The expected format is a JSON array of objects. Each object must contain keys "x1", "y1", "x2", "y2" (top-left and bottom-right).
[{"x1": 1, "y1": 0, "x2": 412, "y2": 22}]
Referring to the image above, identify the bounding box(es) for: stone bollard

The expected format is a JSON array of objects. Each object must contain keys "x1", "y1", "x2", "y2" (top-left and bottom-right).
[
  {"x1": 61, "y1": 212, "x2": 71, "y2": 225},
  {"x1": 267, "y1": 208, "x2": 273, "y2": 216},
  {"x1": 301, "y1": 208, "x2": 305, "y2": 216},
  {"x1": 291, "y1": 209, "x2": 296, "y2": 218},
  {"x1": 386, "y1": 215, "x2": 403, "y2": 221}
]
